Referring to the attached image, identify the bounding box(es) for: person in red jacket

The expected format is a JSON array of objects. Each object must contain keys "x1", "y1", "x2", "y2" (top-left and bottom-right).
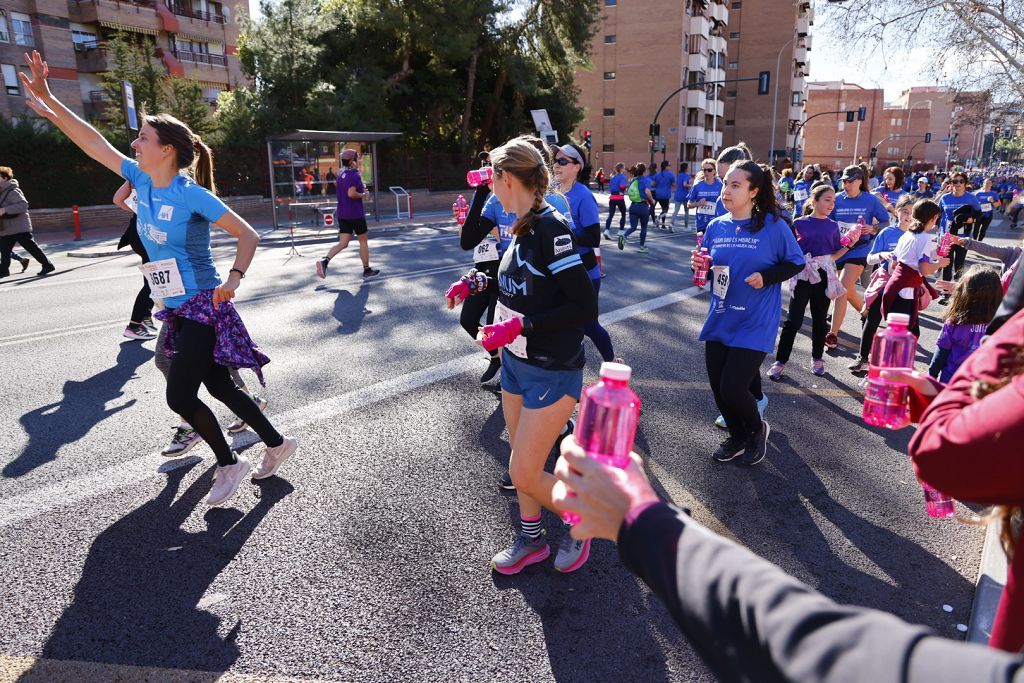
[{"x1": 885, "y1": 305, "x2": 1024, "y2": 653}]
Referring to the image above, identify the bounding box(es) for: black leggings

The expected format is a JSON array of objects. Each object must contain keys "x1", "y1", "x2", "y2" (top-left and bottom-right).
[
  {"x1": 0, "y1": 233, "x2": 51, "y2": 276},
  {"x1": 459, "y1": 276, "x2": 499, "y2": 358},
  {"x1": 606, "y1": 199, "x2": 626, "y2": 232},
  {"x1": 656, "y1": 198, "x2": 670, "y2": 224},
  {"x1": 775, "y1": 275, "x2": 829, "y2": 364},
  {"x1": 705, "y1": 341, "x2": 765, "y2": 440},
  {"x1": 973, "y1": 215, "x2": 992, "y2": 242},
  {"x1": 125, "y1": 216, "x2": 154, "y2": 323},
  {"x1": 941, "y1": 242, "x2": 968, "y2": 282},
  {"x1": 859, "y1": 296, "x2": 884, "y2": 362},
  {"x1": 166, "y1": 318, "x2": 284, "y2": 466}
]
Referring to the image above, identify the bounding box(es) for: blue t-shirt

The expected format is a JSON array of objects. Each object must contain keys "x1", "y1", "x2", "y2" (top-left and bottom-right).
[
  {"x1": 938, "y1": 192, "x2": 982, "y2": 231},
  {"x1": 791, "y1": 179, "x2": 814, "y2": 217},
  {"x1": 608, "y1": 173, "x2": 628, "y2": 197},
  {"x1": 868, "y1": 225, "x2": 905, "y2": 272},
  {"x1": 562, "y1": 183, "x2": 601, "y2": 280},
  {"x1": 481, "y1": 193, "x2": 516, "y2": 253},
  {"x1": 654, "y1": 170, "x2": 675, "y2": 200},
  {"x1": 121, "y1": 159, "x2": 228, "y2": 308},
  {"x1": 715, "y1": 196, "x2": 728, "y2": 218},
  {"x1": 874, "y1": 186, "x2": 906, "y2": 207},
  {"x1": 828, "y1": 191, "x2": 890, "y2": 260},
  {"x1": 673, "y1": 172, "x2": 692, "y2": 202},
  {"x1": 974, "y1": 190, "x2": 998, "y2": 216},
  {"x1": 792, "y1": 216, "x2": 842, "y2": 258},
  {"x1": 700, "y1": 212, "x2": 804, "y2": 354},
  {"x1": 688, "y1": 179, "x2": 724, "y2": 231}
]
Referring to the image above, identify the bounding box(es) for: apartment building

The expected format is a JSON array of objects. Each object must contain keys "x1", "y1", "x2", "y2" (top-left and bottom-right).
[
  {"x1": 721, "y1": 0, "x2": 813, "y2": 163},
  {"x1": 574, "y1": 0, "x2": 729, "y2": 171},
  {"x1": 0, "y1": 0, "x2": 244, "y2": 120}
]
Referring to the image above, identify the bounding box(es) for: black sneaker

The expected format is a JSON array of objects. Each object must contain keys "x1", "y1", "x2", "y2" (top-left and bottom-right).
[
  {"x1": 712, "y1": 435, "x2": 746, "y2": 463},
  {"x1": 363, "y1": 267, "x2": 380, "y2": 278},
  {"x1": 480, "y1": 358, "x2": 501, "y2": 385},
  {"x1": 498, "y1": 471, "x2": 515, "y2": 491},
  {"x1": 39, "y1": 263, "x2": 56, "y2": 276},
  {"x1": 741, "y1": 421, "x2": 770, "y2": 466},
  {"x1": 848, "y1": 358, "x2": 870, "y2": 374}
]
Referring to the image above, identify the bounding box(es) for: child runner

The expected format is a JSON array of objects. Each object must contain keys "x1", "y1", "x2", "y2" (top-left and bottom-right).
[
  {"x1": 768, "y1": 183, "x2": 853, "y2": 380},
  {"x1": 449, "y1": 138, "x2": 598, "y2": 574},
  {"x1": 873, "y1": 166, "x2": 907, "y2": 213},
  {"x1": 620, "y1": 163, "x2": 654, "y2": 252},
  {"x1": 603, "y1": 163, "x2": 628, "y2": 240},
  {"x1": 316, "y1": 148, "x2": 380, "y2": 279},
  {"x1": 687, "y1": 158, "x2": 723, "y2": 234},
  {"x1": 928, "y1": 265, "x2": 1003, "y2": 382},
  {"x1": 19, "y1": 51, "x2": 297, "y2": 505},
  {"x1": 690, "y1": 161, "x2": 804, "y2": 465}
]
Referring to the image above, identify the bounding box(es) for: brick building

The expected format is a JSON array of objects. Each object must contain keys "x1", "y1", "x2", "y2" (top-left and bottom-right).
[
  {"x1": 722, "y1": 0, "x2": 813, "y2": 163},
  {"x1": 0, "y1": 0, "x2": 244, "y2": 121},
  {"x1": 574, "y1": 0, "x2": 730, "y2": 171}
]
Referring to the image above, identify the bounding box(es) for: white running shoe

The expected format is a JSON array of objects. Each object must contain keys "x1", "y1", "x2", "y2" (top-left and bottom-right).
[
  {"x1": 252, "y1": 437, "x2": 298, "y2": 480},
  {"x1": 206, "y1": 456, "x2": 251, "y2": 506}
]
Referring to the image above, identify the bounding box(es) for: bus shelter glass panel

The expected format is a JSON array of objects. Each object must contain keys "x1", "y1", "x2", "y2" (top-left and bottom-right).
[{"x1": 269, "y1": 140, "x2": 374, "y2": 228}]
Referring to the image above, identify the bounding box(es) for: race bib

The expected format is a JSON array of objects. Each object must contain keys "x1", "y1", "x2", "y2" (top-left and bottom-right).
[
  {"x1": 139, "y1": 258, "x2": 185, "y2": 299},
  {"x1": 793, "y1": 189, "x2": 809, "y2": 202},
  {"x1": 474, "y1": 237, "x2": 500, "y2": 263},
  {"x1": 711, "y1": 265, "x2": 730, "y2": 300},
  {"x1": 696, "y1": 203, "x2": 716, "y2": 216},
  {"x1": 981, "y1": 202, "x2": 993, "y2": 213},
  {"x1": 126, "y1": 190, "x2": 139, "y2": 214},
  {"x1": 494, "y1": 302, "x2": 528, "y2": 359}
]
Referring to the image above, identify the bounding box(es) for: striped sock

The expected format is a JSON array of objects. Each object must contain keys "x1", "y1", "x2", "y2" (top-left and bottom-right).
[{"x1": 520, "y1": 514, "x2": 542, "y2": 540}]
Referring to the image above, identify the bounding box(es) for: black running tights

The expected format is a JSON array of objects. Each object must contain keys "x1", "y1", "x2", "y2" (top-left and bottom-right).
[
  {"x1": 705, "y1": 341, "x2": 765, "y2": 441},
  {"x1": 166, "y1": 318, "x2": 283, "y2": 466},
  {"x1": 776, "y1": 276, "x2": 829, "y2": 364}
]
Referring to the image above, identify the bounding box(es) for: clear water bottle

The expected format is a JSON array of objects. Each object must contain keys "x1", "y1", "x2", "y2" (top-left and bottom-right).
[
  {"x1": 936, "y1": 228, "x2": 952, "y2": 257},
  {"x1": 466, "y1": 167, "x2": 493, "y2": 188},
  {"x1": 453, "y1": 194, "x2": 469, "y2": 226},
  {"x1": 922, "y1": 482, "x2": 956, "y2": 518},
  {"x1": 693, "y1": 232, "x2": 709, "y2": 287},
  {"x1": 562, "y1": 362, "x2": 642, "y2": 525},
  {"x1": 863, "y1": 312, "x2": 917, "y2": 430}
]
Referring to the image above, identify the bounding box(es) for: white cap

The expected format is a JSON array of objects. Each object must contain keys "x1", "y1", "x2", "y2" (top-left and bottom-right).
[
  {"x1": 599, "y1": 362, "x2": 631, "y2": 381},
  {"x1": 886, "y1": 312, "x2": 911, "y2": 325}
]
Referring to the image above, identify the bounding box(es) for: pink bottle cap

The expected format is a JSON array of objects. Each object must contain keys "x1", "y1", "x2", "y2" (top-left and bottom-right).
[{"x1": 599, "y1": 362, "x2": 631, "y2": 381}]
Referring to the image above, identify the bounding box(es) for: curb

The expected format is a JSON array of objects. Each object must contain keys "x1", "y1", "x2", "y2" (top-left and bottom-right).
[
  {"x1": 967, "y1": 519, "x2": 1007, "y2": 645},
  {"x1": 65, "y1": 219, "x2": 456, "y2": 259}
]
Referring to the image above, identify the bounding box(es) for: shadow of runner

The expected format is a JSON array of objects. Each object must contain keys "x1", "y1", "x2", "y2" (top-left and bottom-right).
[
  {"x1": 22, "y1": 463, "x2": 293, "y2": 676},
  {"x1": 330, "y1": 282, "x2": 371, "y2": 335},
  {"x1": 5, "y1": 342, "x2": 153, "y2": 478}
]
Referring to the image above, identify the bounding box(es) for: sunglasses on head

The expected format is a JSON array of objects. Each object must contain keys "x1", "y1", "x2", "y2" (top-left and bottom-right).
[{"x1": 554, "y1": 157, "x2": 577, "y2": 166}]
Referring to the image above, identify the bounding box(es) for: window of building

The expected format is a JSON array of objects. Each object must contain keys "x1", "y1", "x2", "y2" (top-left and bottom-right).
[
  {"x1": 731, "y1": 2, "x2": 742, "y2": 8},
  {"x1": 603, "y1": 71, "x2": 615, "y2": 80},
  {"x1": 0, "y1": 13, "x2": 9, "y2": 43},
  {"x1": 791, "y1": 92, "x2": 801, "y2": 106},
  {"x1": 687, "y1": 34, "x2": 707, "y2": 55},
  {"x1": 726, "y1": 90, "x2": 737, "y2": 98},
  {"x1": 71, "y1": 24, "x2": 98, "y2": 50},
  {"x1": 725, "y1": 119, "x2": 735, "y2": 126},
  {"x1": 729, "y1": 31, "x2": 740, "y2": 39},
  {"x1": 602, "y1": 144, "x2": 615, "y2": 152},
  {"x1": 604, "y1": 34, "x2": 616, "y2": 44},
  {"x1": 2, "y1": 63, "x2": 20, "y2": 96},
  {"x1": 727, "y1": 62, "x2": 738, "y2": 69},
  {"x1": 605, "y1": 0, "x2": 616, "y2": 5},
  {"x1": 836, "y1": 140, "x2": 843, "y2": 151},
  {"x1": 11, "y1": 12, "x2": 33, "y2": 47},
  {"x1": 603, "y1": 108, "x2": 615, "y2": 116}
]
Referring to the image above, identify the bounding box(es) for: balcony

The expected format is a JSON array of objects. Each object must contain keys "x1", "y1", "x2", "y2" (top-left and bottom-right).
[
  {"x1": 69, "y1": 0, "x2": 162, "y2": 35},
  {"x1": 706, "y1": 65, "x2": 725, "y2": 83},
  {"x1": 74, "y1": 44, "x2": 109, "y2": 72},
  {"x1": 789, "y1": 105, "x2": 805, "y2": 123},
  {"x1": 793, "y1": 74, "x2": 806, "y2": 92},
  {"x1": 800, "y1": 35, "x2": 813, "y2": 51},
  {"x1": 797, "y1": 15, "x2": 809, "y2": 37},
  {"x1": 687, "y1": 51, "x2": 707, "y2": 73},
  {"x1": 708, "y1": 34, "x2": 727, "y2": 52},
  {"x1": 689, "y1": 15, "x2": 710, "y2": 38},
  {"x1": 794, "y1": 45, "x2": 807, "y2": 66},
  {"x1": 708, "y1": 99, "x2": 725, "y2": 118},
  {"x1": 706, "y1": 130, "x2": 722, "y2": 148},
  {"x1": 173, "y1": 49, "x2": 226, "y2": 66},
  {"x1": 684, "y1": 125, "x2": 705, "y2": 145},
  {"x1": 708, "y1": 1, "x2": 728, "y2": 24},
  {"x1": 684, "y1": 89, "x2": 706, "y2": 110},
  {"x1": 167, "y1": 2, "x2": 225, "y2": 23}
]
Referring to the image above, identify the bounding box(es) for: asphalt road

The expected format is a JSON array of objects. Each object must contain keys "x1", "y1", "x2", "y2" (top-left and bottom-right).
[{"x1": 0, "y1": 211, "x2": 1012, "y2": 682}]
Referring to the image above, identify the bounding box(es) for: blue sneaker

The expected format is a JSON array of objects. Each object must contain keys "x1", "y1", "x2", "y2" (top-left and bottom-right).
[{"x1": 714, "y1": 393, "x2": 769, "y2": 430}]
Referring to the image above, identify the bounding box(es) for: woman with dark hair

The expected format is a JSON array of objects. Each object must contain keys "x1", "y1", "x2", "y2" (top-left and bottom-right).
[
  {"x1": 690, "y1": 161, "x2": 804, "y2": 465},
  {"x1": 687, "y1": 158, "x2": 723, "y2": 235},
  {"x1": 20, "y1": 50, "x2": 297, "y2": 506},
  {"x1": 874, "y1": 166, "x2": 906, "y2": 212},
  {"x1": 937, "y1": 171, "x2": 982, "y2": 292},
  {"x1": 973, "y1": 177, "x2": 1000, "y2": 242},
  {"x1": 604, "y1": 162, "x2": 628, "y2": 240},
  {"x1": 620, "y1": 162, "x2": 654, "y2": 252}
]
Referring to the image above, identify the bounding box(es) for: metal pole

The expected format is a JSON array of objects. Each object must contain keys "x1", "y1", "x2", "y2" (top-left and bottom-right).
[
  {"x1": 266, "y1": 140, "x2": 278, "y2": 230},
  {"x1": 710, "y1": 84, "x2": 718, "y2": 156},
  {"x1": 852, "y1": 118, "x2": 861, "y2": 165},
  {"x1": 770, "y1": 37, "x2": 793, "y2": 164}
]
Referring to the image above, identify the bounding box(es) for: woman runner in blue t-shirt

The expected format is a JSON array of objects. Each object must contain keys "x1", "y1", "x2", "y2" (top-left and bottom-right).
[
  {"x1": 690, "y1": 161, "x2": 804, "y2": 465},
  {"x1": 20, "y1": 51, "x2": 296, "y2": 507}
]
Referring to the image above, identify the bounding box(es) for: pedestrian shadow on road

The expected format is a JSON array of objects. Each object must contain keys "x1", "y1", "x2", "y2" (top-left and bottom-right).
[
  {"x1": 328, "y1": 281, "x2": 371, "y2": 335},
  {"x1": 4, "y1": 341, "x2": 153, "y2": 479},
  {"x1": 21, "y1": 461, "x2": 293, "y2": 678}
]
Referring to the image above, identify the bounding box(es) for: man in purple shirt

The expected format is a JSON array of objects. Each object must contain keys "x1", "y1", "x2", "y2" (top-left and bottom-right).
[{"x1": 317, "y1": 148, "x2": 380, "y2": 278}]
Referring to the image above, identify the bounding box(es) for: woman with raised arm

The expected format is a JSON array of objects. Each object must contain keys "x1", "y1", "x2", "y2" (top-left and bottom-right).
[{"x1": 19, "y1": 51, "x2": 297, "y2": 506}]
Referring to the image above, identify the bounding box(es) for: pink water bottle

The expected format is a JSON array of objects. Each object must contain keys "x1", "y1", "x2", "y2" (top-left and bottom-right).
[
  {"x1": 863, "y1": 312, "x2": 918, "y2": 430},
  {"x1": 936, "y1": 228, "x2": 952, "y2": 257},
  {"x1": 562, "y1": 362, "x2": 642, "y2": 525},
  {"x1": 921, "y1": 482, "x2": 956, "y2": 518},
  {"x1": 693, "y1": 232, "x2": 709, "y2": 287},
  {"x1": 467, "y1": 167, "x2": 494, "y2": 187},
  {"x1": 453, "y1": 194, "x2": 469, "y2": 226}
]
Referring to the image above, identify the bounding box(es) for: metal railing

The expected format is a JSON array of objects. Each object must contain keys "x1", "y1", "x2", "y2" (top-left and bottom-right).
[
  {"x1": 172, "y1": 50, "x2": 226, "y2": 66},
  {"x1": 166, "y1": 3, "x2": 225, "y2": 23}
]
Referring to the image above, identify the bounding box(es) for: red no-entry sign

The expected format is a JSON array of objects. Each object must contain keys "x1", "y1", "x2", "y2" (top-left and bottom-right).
[{"x1": 323, "y1": 211, "x2": 335, "y2": 227}]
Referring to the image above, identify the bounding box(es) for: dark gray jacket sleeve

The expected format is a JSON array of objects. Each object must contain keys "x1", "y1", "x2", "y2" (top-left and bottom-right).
[{"x1": 618, "y1": 502, "x2": 1024, "y2": 683}]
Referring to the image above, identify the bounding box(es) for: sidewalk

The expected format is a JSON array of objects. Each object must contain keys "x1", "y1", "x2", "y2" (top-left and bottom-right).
[{"x1": 49, "y1": 211, "x2": 457, "y2": 258}]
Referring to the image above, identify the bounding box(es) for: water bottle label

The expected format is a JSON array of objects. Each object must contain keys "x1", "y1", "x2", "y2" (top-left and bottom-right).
[{"x1": 864, "y1": 379, "x2": 907, "y2": 407}]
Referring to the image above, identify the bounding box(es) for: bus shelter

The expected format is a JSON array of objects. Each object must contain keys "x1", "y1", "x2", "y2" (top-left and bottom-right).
[{"x1": 266, "y1": 130, "x2": 401, "y2": 230}]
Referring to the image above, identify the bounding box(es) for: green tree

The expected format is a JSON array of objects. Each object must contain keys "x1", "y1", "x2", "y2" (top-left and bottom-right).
[
  {"x1": 98, "y1": 32, "x2": 165, "y2": 132},
  {"x1": 165, "y1": 77, "x2": 213, "y2": 137}
]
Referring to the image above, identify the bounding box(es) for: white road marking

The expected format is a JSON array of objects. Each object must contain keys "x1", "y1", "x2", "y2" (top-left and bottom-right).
[{"x1": 0, "y1": 286, "x2": 706, "y2": 528}]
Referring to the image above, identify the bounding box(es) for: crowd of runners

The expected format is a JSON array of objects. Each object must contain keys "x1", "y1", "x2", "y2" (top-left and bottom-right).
[{"x1": 9, "y1": 48, "x2": 1024, "y2": 676}]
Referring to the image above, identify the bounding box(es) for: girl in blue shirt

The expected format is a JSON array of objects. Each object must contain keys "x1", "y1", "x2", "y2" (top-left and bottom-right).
[
  {"x1": 620, "y1": 163, "x2": 655, "y2": 252},
  {"x1": 20, "y1": 50, "x2": 295, "y2": 507},
  {"x1": 973, "y1": 177, "x2": 1000, "y2": 242},
  {"x1": 690, "y1": 161, "x2": 804, "y2": 466},
  {"x1": 791, "y1": 165, "x2": 819, "y2": 218},
  {"x1": 873, "y1": 166, "x2": 907, "y2": 213},
  {"x1": 603, "y1": 163, "x2": 628, "y2": 239},
  {"x1": 687, "y1": 158, "x2": 724, "y2": 233}
]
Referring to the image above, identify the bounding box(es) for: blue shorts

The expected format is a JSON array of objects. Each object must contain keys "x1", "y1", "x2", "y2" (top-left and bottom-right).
[{"x1": 500, "y1": 352, "x2": 583, "y2": 409}]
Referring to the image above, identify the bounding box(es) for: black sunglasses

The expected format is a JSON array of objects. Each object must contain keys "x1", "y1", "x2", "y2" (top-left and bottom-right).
[
  {"x1": 951, "y1": 179, "x2": 965, "y2": 184},
  {"x1": 702, "y1": 167, "x2": 715, "y2": 172},
  {"x1": 554, "y1": 157, "x2": 577, "y2": 166}
]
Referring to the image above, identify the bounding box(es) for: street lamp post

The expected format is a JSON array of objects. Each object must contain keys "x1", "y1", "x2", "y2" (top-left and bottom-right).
[
  {"x1": 903, "y1": 99, "x2": 931, "y2": 159},
  {"x1": 769, "y1": 36, "x2": 794, "y2": 164}
]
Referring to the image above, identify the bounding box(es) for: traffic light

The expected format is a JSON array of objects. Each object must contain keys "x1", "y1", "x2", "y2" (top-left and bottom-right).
[
  {"x1": 924, "y1": 132, "x2": 931, "y2": 143},
  {"x1": 757, "y1": 71, "x2": 771, "y2": 95},
  {"x1": 846, "y1": 111, "x2": 855, "y2": 123},
  {"x1": 582, "y1": 129, "x2": 592, "y2": 150},
  {"x1": 857, "y1": 106, "x2": 867, "y2": 121},
  {"x1": 649, "y1": 138, "x2": 656, "y2": 153},
  {"x1": 870, "y1": 146, "x2": 877, "y2": 158},
  {"x1": 994, "y1": 126, "x2": 1001, "y2": 136},
  {"x1": 649, "y1": 123, "x2": 661, "y2": 137}
]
